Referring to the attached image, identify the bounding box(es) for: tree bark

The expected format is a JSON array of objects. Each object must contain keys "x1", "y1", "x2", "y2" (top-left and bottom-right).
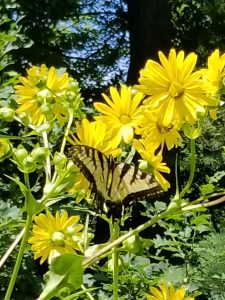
[{"x1": 126, "y1": 0, "x2": 171, "y2": 84}]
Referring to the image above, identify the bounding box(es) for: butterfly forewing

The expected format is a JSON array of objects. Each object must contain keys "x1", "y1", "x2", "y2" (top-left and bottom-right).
[
  {"x1": 69, "y1": 145, "x2": 163, "y2": 213},
  {"x1": 70, "y1": 145, "x2": 111, "y2": 201}
]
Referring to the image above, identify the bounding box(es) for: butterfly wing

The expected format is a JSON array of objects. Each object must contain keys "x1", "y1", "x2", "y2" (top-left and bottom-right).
[
  {"x1": 69, "y1": 145, "x2": 163, "y2": 215},
  {"x1": 69, "y1": 145, "x2": 112, "y2": 207},
  {"x1": 108, "y1": 162, "x2": 163, "y2": 206}
]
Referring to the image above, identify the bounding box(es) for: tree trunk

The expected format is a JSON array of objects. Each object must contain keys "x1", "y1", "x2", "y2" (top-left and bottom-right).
[
  {"x1": 127, "y1": 0, "x2": 171, "y2": 84},
  {"x1": 126, "y1": 0, "x2": 176, "y2": 197}
]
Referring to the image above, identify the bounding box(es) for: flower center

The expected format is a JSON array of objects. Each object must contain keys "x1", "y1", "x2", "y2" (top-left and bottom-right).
[
  {"x1": 157, "y1": 122, "x2": 174, "y2": 133},
  {"x1": 51, "y1": 231, "x2": 65, "y2": 246},
  {"x1": 169, "y1": 82, "x2": 184, "y2": 99},
  {"x1": 120, "y1": 114, "x2": 131, "y2": 124}
]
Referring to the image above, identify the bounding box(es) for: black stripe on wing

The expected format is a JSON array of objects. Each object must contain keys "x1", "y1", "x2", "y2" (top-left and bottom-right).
[
  {"x1": 69, "y1": 145, "x2": 98, "y2": 193},
  {"x1": 69, "y1": 145, "x2": 110, "y2": 209}
]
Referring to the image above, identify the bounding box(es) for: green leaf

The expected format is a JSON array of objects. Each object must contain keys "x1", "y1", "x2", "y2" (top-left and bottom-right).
[
  {"x1": 200, "y1": 183, "x2": 215, "y2": 196},
  {"x1": 5, "y1": 175, "x2": 44, "y2": 215},
  {"x1": 39, "y1": 253, "x2": 84, "y2": 300}
]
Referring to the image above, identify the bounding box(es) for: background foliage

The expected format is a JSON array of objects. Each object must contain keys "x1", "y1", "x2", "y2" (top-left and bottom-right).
[{"x1": 1, "y1": 0, "x2": 225, "y2": 299}]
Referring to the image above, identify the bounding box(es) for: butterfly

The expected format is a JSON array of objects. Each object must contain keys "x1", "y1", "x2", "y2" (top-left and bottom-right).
[{"x1": 69, "y1": 145, "x2": 163, "y2": 217}]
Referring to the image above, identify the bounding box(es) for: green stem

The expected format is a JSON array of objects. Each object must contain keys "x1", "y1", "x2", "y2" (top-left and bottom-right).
[
  {"x1": 52, "y1": 111, "x2": 74, "y2": 183},
  {"x1": 4, "y1": 213, "x2": 33, "y2": 300},
  {"x1": 174, "y1": 152, "x2": 179, "y2": 200},
  {"x1": 180, "y1": 139, "x2": 196, "y2": 199},
  {"x1": 81, "y1": 284, "x2": 95, "y2": 300},
  {"x1": 42, "y1": 130, "x2": 51, "y2": 181},
  {"x1": 112, "y1": 221, "x2": 120, "y2": 300},
  {"x1": 83, "y1": 209, "x2": 174, "y2": 269},
  {"x1": 60, "y1": 110, "x2": 74, "y2": 154}
]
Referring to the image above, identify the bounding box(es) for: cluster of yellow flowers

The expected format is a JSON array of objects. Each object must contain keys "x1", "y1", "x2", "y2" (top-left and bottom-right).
[
  {"x1": 13, "y1": 49, "x2": 224, "y2": 192},
  {"x1": 14, "y1": 64, "x2": 83, "y2": 126},
  {"x1": 68, "y1": 49, "x2": 223, "y2": 190},
  {"x1": 11, "y1": 49, "x2": 225, "y2": 286}
]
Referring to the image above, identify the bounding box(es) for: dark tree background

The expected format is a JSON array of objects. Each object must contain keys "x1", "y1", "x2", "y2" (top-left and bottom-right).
[
  {"x1": 2, "y1": 0, "x2": 225, "y2": 99},
  {"x1": 126, "y1": 0, "x2": 171, "y2": 84}
]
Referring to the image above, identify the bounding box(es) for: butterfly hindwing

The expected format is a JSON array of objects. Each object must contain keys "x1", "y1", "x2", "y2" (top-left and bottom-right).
[
  {"x1": 109, "y1": 162, "x2": 163, "y2": 206},
  {"x1": 69, "y1": 145, "x2": 163, "y2": 214}
]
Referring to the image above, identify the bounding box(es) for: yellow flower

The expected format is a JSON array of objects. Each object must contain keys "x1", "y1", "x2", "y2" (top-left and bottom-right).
[
  {"x1": 0, "y1": 138, "x2": 11, "y2": 162},
  {"x1": 28, "y1": 210, "x2": 83, "y2": 264},
  {"x1": 68, "y1": 118, "x2": 121, "y2": 158},
  {"x1": 136, "y1": 107, "x2": 182, "y2": 150},
  {"x1": 146, "y1": 282, "x2": 195, "y2": 300},
  {"x1": 202, "y1": 49, "x2": 225, "y2": 96},
  {"x1": 133, "y1": 139, "x2": 170, "y2": 190},
  {"x1": 69, "y1": 170, "x2": 93, "y2": 204},
  {"x1": 15, "y1": 64, "x2": 69, "y2": 126},
  {"x1": 94, "y1": 85, "x2": 144, "y2": 144},
  {"x1": 47, "y1": 67, "x2": 69, "y2": 91},
  {"x1": 136, "y1": 49, "x2": 216, "y2": 127}
]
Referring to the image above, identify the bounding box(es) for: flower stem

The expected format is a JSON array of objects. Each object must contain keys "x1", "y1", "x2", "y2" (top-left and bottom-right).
[
  {"x1": 60, "y1": 110, "x2": 74, "y2": 154},
  {"x1": 42, "y1": 130, "x2": 51, "y2": 181},
  {"x1": 0, "y1": 228, "x2": 25, "y2": 269},
  {"x1": 81, "y1": 284, "x2": 95, "y2": 300},
  {"x1": 83, "y1": 209, "x2": 173, "y2": 269},
  {"x1": 52, "y1": 111, "x2": 74, "y2": 183},
  {"x1": 180, "y1": 139, "x2": 196, "y2": 199},
  {"x1": 112, "y1": 221, "x2": 120, "y2": 300},
  {"x1": 4, "y1": 213, "x2": 33, "y2": 300}
]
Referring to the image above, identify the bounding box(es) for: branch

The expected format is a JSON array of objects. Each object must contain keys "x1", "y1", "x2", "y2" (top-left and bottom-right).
[{"x1": 182, "y1": 194, "x2": 225, "y2": 211}]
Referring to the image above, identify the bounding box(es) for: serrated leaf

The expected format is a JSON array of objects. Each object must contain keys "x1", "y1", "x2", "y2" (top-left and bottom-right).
[
  {"x1": 200, "y1": 183, "x2": 215, "y2": 196},
  {"x1": 39, "y1": 253, "x2": 84, "y2": 300},
  {"x1": 5, "y1": 175, "x2": 44, "y2": 215}
]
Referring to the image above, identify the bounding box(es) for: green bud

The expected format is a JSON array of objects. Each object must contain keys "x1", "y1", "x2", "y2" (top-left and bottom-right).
[
  {"x1": 107, "y1": 258, "x2": 123, "y2": 273},
  {"x1": 183, "y1": 123, "x2": 201, "y2": 140},
  {"x1": 54, "y1": 152, "x2": 67, "y2": 170},
  {"x1": 22, "y1": 156, "x2": 36, "y2": 173},
  {"x1": 31, "y1": 147, "x2": 47, "y2": 163},
  {"x1": 51, "y1": 231, "x2": 65, "y2": 247},
  {"x1": 40, "y1": 103, "x2": 51, "y2": 114},
  {"x1": 0, "y1": 107, "x2": 15, "y2": 122},
  {"x1": 138, "y1": 160, "x2": 148, "y2": 171},
  {"x1": 13, "y1": 147, "x2": 28, "y2": 161},
  {"x1": 139, "y1": 159, "x2": 153, "y2": 174},
  {"x1": 123, "y1": 234, "x2": 141, "y2": 254},
  {"x1": 68, "y1": 79, "x2": 79, "y2": 89},
  {"x1": 18, "y1": 112, "x2": 31, "y2": 125}
]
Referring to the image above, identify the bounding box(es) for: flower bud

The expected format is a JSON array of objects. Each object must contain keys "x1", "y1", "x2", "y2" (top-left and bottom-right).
[
  {"x1": 13, "y1": 146, "x2": 28, "y2": 161},
  {"x1": 31, "y1": 147, "x2": 47, "y2": 163},
  {"x1": 183, "y1": 123, "x2": 201, "y2": 139},
  {"x1": 22, "y1": 156, "x2": 37, "y2": 173},
  {"x1": 18, "y1": 112, "x2": 31, "y2": 125},
  {"x1": 54, "y1": 152, "x2": 67, "y2": 170},
  {"x1": 0, "y1": 107, "x2": 15, "y2": 122},
  {"x1": 123, "y1": 234, "x2": 141, "y2": 254},
  {"x1": 40, "y1": 103, "x2": 51, "y2": 114},
  {"x1": 51, "y1": 231, "x2": 65, "y2": 246},
  {"x1": 107, "y1": 258, "x2": 123, "y2": 272},
  {"x1": 138, "y1": 159, "x2": 148, "y2": 171}
]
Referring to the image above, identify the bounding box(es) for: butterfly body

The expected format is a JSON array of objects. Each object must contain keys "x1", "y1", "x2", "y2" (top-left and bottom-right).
[{"x1": 70, "y1": 145, "x2": 163, "y2": 216}]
